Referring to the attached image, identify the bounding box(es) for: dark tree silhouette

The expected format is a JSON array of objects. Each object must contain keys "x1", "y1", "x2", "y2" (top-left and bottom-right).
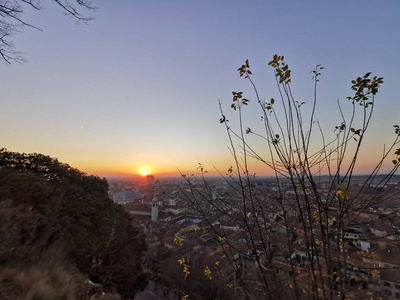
[{"x1": 0, "y1": 149, "x2": 146, "y2": 298}]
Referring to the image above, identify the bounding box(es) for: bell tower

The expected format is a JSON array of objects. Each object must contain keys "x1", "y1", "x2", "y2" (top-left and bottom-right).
[{"x1": 151, "y1": 197, "x2": 159, "y2": 222}]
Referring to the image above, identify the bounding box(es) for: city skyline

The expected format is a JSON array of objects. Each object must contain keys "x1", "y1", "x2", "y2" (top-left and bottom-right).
[{"x1": 1, "y1": 1, "x2": 400, "y2": 177}]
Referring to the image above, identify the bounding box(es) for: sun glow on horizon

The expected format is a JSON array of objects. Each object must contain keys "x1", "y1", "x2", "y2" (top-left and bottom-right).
[{"x1": 139, "y1": 166, "x2": 151, "y2": 176}]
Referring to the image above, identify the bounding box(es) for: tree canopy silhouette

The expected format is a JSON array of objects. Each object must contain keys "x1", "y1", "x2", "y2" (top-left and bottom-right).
[{"x1": 0, "y1": 148, "x2": 146, "y2": 299}]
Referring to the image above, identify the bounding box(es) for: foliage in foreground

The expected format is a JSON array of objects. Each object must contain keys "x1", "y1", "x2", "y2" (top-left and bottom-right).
[
  {"x1": 175, "y1": 56, "x2": 400, "y2": 299},
  {"x1": 0, "y1": 149, "x2": 146, "y2": 299}
]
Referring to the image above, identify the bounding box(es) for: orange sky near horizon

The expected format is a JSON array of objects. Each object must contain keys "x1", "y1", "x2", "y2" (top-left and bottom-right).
[{"x1": 66, "y1": 143, "x2": 398, "y2": 178}]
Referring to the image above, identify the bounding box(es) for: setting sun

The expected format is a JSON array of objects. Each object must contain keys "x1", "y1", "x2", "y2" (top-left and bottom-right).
[{"x1": 139, "y1": 166, "x2": 150, "y2": 176}]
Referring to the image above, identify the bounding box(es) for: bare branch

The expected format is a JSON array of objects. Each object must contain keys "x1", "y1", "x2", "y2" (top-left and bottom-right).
[{"x1": 0, "y1": 0, "x2": 96, "y2": 63}]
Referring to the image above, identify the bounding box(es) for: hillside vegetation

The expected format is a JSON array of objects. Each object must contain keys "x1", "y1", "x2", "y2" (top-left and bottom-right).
[{"x1": 0, "y1": 149, "x2": 147, "y2": 299}]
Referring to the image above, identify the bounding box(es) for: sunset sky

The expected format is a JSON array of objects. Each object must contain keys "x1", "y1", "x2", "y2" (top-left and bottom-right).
[{"x1": 1, "y1": 0, "x2": 400, "y2": 177}]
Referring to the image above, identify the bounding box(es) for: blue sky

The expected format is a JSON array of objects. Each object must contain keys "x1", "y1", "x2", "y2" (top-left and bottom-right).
[{"x1": 1, "y1": 0, "x2": 400, "y2": 176}]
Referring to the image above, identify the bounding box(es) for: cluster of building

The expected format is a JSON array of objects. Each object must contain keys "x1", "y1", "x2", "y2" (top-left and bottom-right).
[{"x1": 108, "y1": 175, "x2": 400, "y2": 299}]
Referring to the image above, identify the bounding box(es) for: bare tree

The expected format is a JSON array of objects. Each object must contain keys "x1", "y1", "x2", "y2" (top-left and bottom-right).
[
  {"x1": 0, "y1": 0, "x2": 96, "y2": 64},
  {"x1": 177, "y1": 55, "x2": 400, "y2": 299}
]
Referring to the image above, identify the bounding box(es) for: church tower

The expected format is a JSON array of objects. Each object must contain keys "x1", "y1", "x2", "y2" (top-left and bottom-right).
[{"x1": 151, "y1": 197, "x2": 159, "y2": 222}]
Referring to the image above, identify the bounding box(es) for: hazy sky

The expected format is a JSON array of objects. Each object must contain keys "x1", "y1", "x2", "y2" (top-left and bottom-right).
[{"x1": 1, "y1": 0, "x2": 400, "y2": 177}]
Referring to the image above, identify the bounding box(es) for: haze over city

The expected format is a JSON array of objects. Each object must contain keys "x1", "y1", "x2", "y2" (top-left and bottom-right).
[{"x1": 1, "y1": 0, "x2": 400, "y2": 177}]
